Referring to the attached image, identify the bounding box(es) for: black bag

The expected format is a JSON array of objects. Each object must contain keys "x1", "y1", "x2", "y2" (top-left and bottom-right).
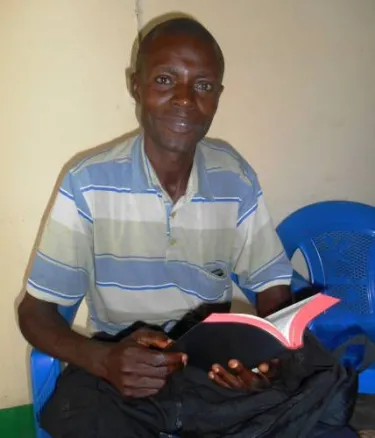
[{"x1": 40, "y1": 323, "x2": 374, "y2": 438}]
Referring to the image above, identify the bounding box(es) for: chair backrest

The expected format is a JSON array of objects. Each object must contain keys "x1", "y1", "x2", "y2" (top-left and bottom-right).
[{"x1": 276, "y1": 201, "x2": 375, "y2": 338}]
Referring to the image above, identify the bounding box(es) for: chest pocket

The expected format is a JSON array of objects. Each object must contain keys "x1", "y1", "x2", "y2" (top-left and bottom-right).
[
  {"x1": 92, "y1": 192, "x2": 167, "y2": 259},
  {"x1": 168, "y1": 201, "x2": 239, "y2": 266}
]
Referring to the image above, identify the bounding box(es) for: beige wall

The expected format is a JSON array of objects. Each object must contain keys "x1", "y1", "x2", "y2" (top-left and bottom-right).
[{"x1": 1, "y1": 0, "x2": 374, "y2": 408}]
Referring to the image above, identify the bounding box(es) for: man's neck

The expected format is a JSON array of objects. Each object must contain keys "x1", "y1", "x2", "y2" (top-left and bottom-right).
[{"x1": 144, "y1": 141, "x2": 195, "y2": 203}]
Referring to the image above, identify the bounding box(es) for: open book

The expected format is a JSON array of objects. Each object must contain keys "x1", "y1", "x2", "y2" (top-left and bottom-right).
[{"x1": 168, "y1": 293, "x2": 340, "y2": 371}]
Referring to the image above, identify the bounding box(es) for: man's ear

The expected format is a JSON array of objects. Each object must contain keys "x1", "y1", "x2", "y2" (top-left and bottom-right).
[
  {"x1": 131, "y1": 72, "x2": 141, "y2": 103},
  {"x1": 218, "y1": 84, "x2": 224, "y2": 99}
]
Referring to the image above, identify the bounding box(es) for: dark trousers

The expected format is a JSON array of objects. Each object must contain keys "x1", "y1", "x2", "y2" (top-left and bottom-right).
[
  {"x1": 41, "y1": 324, "x2": 358, "y2": 438},
  {"x1": 317, "y1": 429, "x2": 358, "y2": 438}
]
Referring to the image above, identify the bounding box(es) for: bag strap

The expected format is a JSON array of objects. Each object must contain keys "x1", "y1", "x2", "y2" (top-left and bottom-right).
[{"x1": 333, "y1": 331, "x2": 375, "y2": 373}]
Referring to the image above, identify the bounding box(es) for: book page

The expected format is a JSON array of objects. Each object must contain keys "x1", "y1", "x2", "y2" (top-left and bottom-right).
[{"x1": 265, "y1": 296, "x2": 314, "y2": 342}]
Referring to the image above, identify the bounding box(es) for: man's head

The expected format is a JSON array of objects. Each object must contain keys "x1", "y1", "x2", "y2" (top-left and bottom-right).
[{"x1": 132, "y1": 17, "x2": 225, "y2": 155}]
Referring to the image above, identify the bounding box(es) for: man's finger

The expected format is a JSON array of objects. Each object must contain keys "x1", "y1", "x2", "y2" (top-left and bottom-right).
[
  {"x1": 132, "y1": 348, "x2": 187, "y2": 370},
  {"x1": 131, "y1": 328, "x2": 172, "y2": 349},
  {"x1": 265, "y1": 358, "x2": 281, "y2": 379},
  {"x1": 229, "y1": 360, "x2": 272, "y2": 389},
  {"x1": 208, "y1": 370, "x2": 231, "y2": 388},
  {"x1": 257, "y1": 362, "x2": 270, "y2": 374},
  {"x1": 122, "y1": 387, "x2": 160, "y2": 398},
  {"x1": 121, "y1": 362, "x2": 170, "y2": 377},
  {"x1": 212, "y1": 363, "x2": 242, "y2": 389},
  {"x1": 123, "y1": 375, "x2": 166, "y2": 390},
  {"x1": 228, "y1": 360, "x2": 261, "y2": 387}
]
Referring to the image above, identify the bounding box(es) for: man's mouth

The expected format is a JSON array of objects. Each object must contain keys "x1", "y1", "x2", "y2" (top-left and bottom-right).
[{"x1": 159, "y1": 117, "x2": 197, "y2": 134}]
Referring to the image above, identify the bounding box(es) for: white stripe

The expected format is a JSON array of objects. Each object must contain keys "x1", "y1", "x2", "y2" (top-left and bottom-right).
[
  {"x1": 83, "y1": 191, "x2": 164, "y2": 222},
  {"x1": 174, "y1": 202, "x2": 238, "y2": 230},
  {"x1": 50, "y1": 192, "x2": 86, "y2": 233},
  {"x1": 27, "y1": 286, "x2": 80, "y2": 306},
  {"x1": 96, "y1": 286, "x2": 228, "y2": 326},
  {"x1": 249, "y1": 252, "x2": 285, "y2": 280},
  {"x1": 252, "y1": 277, "x2": 292, "y2": 292}
]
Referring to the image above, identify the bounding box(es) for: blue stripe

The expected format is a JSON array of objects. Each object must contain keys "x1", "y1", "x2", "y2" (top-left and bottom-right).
[
  {"x1": 95, "y1": 253, "x2": 165, "y2": 261},
  {"x1": 27, "y1": 279, "x2": 84, "y2": 300},
  {"x1": 206, "y1": 166, "x2": 222, "y2": 172},
  {"x1": 202, "y1": 141, "x2": 242, "y2": 162},
  {"x1": 81, "y1": 185, "x2": 158, "y2": 195},
  {"x1": 37, "y1": 251, "x2": 89, "y2": 275},
  {"x1": 94, "y1": 255, "x2": 229, "y2": 279},
  {"x1": 191, "y1": 197, "x2": 241, "y2": 203},
  {"x1": 237, "y1": 190, "x2": 263, "y2": 226},
  {"x1": 81, "y1": 185, "x2": 131, "y2": 193},
  {"x1": 29, "y1": 253, "x2": 89, "y2": 298},
  {"x1": 237, "y1": 204, "x2": 258, "y2": 226},
  {"x1": 78, "y1": 208, "x2": 93, "y2": 224},
  {"x1": 237, "y1": 251, "x2": 293, "y2": 291},
  {"x1": 94, "y1": 257, "x2": 230, "y2": 302},
  {"x1": 59, "y1": 187, "x2": 74, "y2": 200},
  {"x1": 71, "y1": 147, "x2": 113, "y2": 173},
  {"x1": 191, "y1": 197, "x2": 214, "y2": 203},
  {"x1": 94, "y1": 254, "x2": 231, "y2": 284},
  {"x1": 207, "y1": 171, "x2": 251, "y2": 199},
  {"x1": 96, "y1": 281, "x2": 225, "y2": 302},
  {"x1": 58, "y1": 173, "x2": 93, "y2": 222},
  {"x1": 79, "y1": 157, "x2": 145, "y2": 193}
]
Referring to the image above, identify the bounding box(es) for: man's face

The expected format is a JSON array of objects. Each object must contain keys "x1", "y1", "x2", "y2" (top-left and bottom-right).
[{"x1": 132, "y1": 33, "x2": 224, "y2": 154}]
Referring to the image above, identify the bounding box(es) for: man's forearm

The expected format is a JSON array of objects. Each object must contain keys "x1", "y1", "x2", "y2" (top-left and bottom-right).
[
  {"x1": 256, "y1": 285, "x2": 293, "y2": 318},
  {"x1": 18, "y1": 293, "x2": 109, "y2": 378}
]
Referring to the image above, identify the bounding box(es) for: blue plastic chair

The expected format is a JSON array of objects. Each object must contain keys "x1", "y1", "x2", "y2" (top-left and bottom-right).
[
  {"x1": 30, "y1": 303, "x2": 82, "y2": 438},
  {"x1": 276, "y1": 200, "x2": 375, "y2": 394}
]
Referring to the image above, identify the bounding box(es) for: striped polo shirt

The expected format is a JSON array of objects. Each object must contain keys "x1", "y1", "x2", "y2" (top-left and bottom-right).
[{"x1": 27, "y1": 134, "x2": 292, "y2": 334}]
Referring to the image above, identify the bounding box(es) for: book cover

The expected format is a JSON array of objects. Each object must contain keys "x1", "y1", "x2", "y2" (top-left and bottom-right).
[{"x1": 168, "y1": 293, "x2": 340, "y2": 371}]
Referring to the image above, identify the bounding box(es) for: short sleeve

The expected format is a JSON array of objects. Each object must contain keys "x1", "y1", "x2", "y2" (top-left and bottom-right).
[
  {"x1": 27, "y1": 171, "x2": 93, "y2": 305},
  {"x1": 232, "y1": 175, "x2": 292, "y2": 293}
]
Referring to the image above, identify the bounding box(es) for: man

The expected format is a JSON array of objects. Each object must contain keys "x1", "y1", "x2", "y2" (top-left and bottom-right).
[{"x1": 17, "y1": 16, "x2": 331, "y2": 436}]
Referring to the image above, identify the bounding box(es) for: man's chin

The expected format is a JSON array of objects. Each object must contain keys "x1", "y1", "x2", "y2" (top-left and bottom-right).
[
  {"x1": 162, "y1": 142, "x2": 196, "y2": 154},
  {"x1": 155, "y1": 133, "x2": 200, "y2": 154}
]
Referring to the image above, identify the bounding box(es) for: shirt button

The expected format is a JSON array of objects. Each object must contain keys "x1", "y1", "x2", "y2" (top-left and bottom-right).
[{"x1": 170, "y1": 239, "x2": 177, "y2": 246}]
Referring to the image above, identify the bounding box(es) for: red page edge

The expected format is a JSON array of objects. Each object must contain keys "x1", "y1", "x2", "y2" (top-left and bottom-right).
[{"x1": 289, "y1": 294, "x2": 341, "y2": 347}]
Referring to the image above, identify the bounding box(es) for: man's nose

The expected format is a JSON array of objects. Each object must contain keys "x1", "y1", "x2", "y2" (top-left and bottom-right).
[{"x1": 172, "y1": 84, "x2": 194, "y2": 109}]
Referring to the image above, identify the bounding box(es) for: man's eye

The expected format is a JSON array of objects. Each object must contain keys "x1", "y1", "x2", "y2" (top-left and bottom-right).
[
  {"x1": 155, "y1": 76, "x2": 172, "y2": 85},
  {"x1": 195, "y1": 82, "x2": 214, "y2": 92}
]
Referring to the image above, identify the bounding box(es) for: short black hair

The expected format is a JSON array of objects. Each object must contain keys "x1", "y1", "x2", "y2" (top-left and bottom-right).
[{"x1": 136, "y1": 17, "x2": 225, "y2": 79}]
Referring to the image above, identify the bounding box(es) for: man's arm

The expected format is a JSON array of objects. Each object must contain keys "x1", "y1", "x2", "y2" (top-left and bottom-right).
[
  {"x1": 256, "y1": 285, "x2": 293, "y2": 317},
  {"x1": 21, "y1": 171, "x2": 99, "y2": 370},
  {"x1": 18, "y1": 293, "x2": 108, "y2": 377}
]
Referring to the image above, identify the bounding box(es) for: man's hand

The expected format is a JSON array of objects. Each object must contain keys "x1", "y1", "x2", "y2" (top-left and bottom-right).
[
  {"x1": 101, "y1": 327, "x2": 187, "y2": 398},
  {"x1": 209, "y1": 359, "x2": 280, "y2": 390}
]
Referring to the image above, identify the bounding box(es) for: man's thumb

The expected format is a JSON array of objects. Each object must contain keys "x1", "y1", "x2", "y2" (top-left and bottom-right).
[{"x1": 131, "y1": 328, "x2": 173, "y2": 349}]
